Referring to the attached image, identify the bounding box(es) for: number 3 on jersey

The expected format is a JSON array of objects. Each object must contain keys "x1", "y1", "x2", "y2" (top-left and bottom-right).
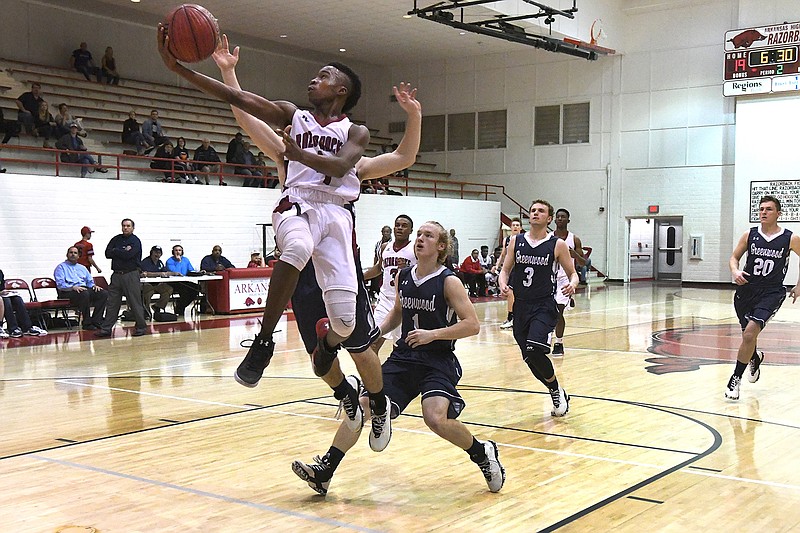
[{"x1": 522, "y1": 266, "x2": 534, "y2": 287}]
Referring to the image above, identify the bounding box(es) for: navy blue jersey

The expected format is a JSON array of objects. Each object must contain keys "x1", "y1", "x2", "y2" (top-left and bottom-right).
[
  {"x1": 743, "y1": 227, "x2": 793, "y2": 288},
  {"x1": 509, "y1": 234, "x2": 559, "y2": 301},
  {"x1": 394, "y1": 265, "x2": 457, "y2": 354}
]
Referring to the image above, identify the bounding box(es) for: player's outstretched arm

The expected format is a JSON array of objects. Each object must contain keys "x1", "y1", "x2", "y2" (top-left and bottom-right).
[
  {"x1": 157, "y1": 26, "x2": 294, "y2": 128},
  {"x1": 281, "y1": 123, "x2": 370, "y2": 178},
  {"x1": 356, "y1": 83, "x2": 421, "y2": 181},
  {"x1": 729, "y1": 231, "x2": 750, "y2": 285},
  {"x1": 211, "y1": 35, "x2": 285, "y2": 162}
]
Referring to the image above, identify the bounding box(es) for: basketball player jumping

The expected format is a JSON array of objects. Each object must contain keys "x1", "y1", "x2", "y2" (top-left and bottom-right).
[
  {"x1": 158, "y1": 32, "x2": 422, "y2": 450},
  {"x1": 499, "y1": 200, "x2": 578, "y2": 417},
  {"x1": 292, "y1": 221, "x2": 505, "y2": 496},
  {"x1": 725, "y1": 195, "x2": 800, "y2": 400},
  {"x1": 158, "y1": 28, "x2": 395, "y2": 443},
  {"x1": 363, "y1": 214, "x2": 417, "y2": 356}
]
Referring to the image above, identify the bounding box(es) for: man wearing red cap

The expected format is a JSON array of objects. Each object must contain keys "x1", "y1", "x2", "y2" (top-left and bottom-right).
[{"x1": 74, "y1": 226, "x2": 102, "y2": 274}]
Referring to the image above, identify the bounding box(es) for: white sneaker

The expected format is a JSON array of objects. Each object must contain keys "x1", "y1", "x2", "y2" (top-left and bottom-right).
[
  {"x1": 477, "y1": 440, "x2": 506, "y2": 492},
  {"x1": 369, "y1": 396, "x2": 392, "y2": 452},
  {"x1": 549, "y1": 387, "x2": 570, "y2": 417},
  {"x1": 747, "y1": 351, "x2": 764, "y2": 384},
  {"x1": 0, "y1": 328, "x2": 9, "y2": 339},
  {"x1": 725, "y1": 375, "x2": 741, "y2": 400},
  {"x1": 500, "y1": 319, "x2": 513, "y2": 329},
  {"x1": 25, "y1": 325, "x2": 48, "y2": 336}
]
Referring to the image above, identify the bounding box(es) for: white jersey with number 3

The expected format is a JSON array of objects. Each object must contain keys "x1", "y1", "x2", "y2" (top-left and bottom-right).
[
  {"x1": 285, "y1": 109, "x2": 360, "y2": 202},
  {"x1": 374, "y1": 240, "x2": 417, "y2": 340}
]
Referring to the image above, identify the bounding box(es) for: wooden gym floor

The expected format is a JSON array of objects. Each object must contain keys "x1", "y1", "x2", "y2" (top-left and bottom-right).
[{"x1": 1, "y1": 281, "x2": 799, "y2": 532}]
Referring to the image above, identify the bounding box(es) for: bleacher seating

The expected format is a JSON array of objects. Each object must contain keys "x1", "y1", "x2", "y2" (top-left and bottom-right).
[{"x1": 0, "y1": 57, "x2": 496, "y2": 198}]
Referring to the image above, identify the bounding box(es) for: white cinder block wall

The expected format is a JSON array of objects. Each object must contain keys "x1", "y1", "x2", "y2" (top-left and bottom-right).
[{"x1": 0, "y1": 175, "x2": 500, "y2": 282}]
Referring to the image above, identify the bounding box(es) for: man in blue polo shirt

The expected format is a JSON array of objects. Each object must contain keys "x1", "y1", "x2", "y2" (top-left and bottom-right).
[{"x1": 54, "y1": 246, "x2": 108, "y2": 330}]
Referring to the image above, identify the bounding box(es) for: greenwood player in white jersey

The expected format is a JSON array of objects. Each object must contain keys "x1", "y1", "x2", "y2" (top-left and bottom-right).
[
  {"x1": 551, "y1": 208, "x2": 586, "y2": 356},
  {"x1": 364, "y1": 214, "x2": 417, "y2": 355}
]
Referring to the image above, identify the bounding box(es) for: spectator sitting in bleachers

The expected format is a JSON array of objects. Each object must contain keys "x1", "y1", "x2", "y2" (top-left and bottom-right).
[
  {"x1": 0, "y1": 108, "x2": 21, "y2": 144},
  {"x1": 54, "y1": 246, "x2": 108, "y2": 330},
  {"x1": 0, "y1": 269, "x2": 47, "y2": 337},
  {"x1": 15, "y1": 82, "x2": 44, "y2": 134},
  {"x1": 378, "y1": 176, "x2": 403, "y2": 195},
  {"x1": 70, "y1": 42, "x2": 102, "y2": 83},
  {"x1": 193, "y1": 137, "x2": 221, "y2": 185},
  {"x1": 122, "y1": 110, "x2": 151, "y2": 155},
  {"x1": 150, "y1": 140, "x2": 189, "y2": 182},
  {"x1": 33, "y1": 101, "x2": 57, "y2": 148},
  {"x1": 141, "y1": 109, "x2": 168, "y2": 149},
  {"x1": 361, "y1": 179, "x2": 377, "y2": 194},
  {"x1": 56, "y1": 123, "x2": 107, "y2": 177},
  {"x1": 55, "y1": 103, "x2": 86, "y2": 138},
  {"x1": 101, "y1": 47, "x2": 120, "y2": 85},
  {"x1": 485, "y1": 246, "x2": 502, "y2": 296},
  {"x1": 254, "y1": 151, "x2": 277, "y2": 188},
  {"x1": 225, "y1": 132, "x2": 244, "y2": 164},
  {"x1": 174, "y1": 136, "x2": 199, "y2": 184},
  {"x1": 236, "y1": 141, "x2": 264, "y2": 187}
]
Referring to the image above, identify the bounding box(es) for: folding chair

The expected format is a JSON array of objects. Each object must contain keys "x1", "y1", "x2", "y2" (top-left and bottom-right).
[
  {"x1": 31, "y1": 277, "x2": 80, "y2": 330},
  {"x1": 3, "y1": 278, "x2": 45, "y2": 327}
]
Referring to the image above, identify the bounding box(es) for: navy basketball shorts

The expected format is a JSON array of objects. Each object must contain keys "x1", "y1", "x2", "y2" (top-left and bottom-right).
[
  {"x1": 365, "y1": 353, "x2": 465, "y2": 420},
  {"x1": 291, "y1": 255, "x2": 380, "y2": 355},
  {"x1": 734, "y1": 285, "x2": 787, "y2": 330},
  {"x1": 512, "y1": 296, "x2": 559, "y2": 354}
]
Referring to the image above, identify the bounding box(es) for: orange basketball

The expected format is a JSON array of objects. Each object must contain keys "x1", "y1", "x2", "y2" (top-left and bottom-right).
[{"x1": 163, "y1": 4, "x2": 220, "y2": 63}]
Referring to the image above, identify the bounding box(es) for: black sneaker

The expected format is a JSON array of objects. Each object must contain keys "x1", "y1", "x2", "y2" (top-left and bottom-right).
[
  {"x1": 336, "y1": 375, "x2": 364, "y2": 432},
  {"x1": 234, "y1": 334, "x2": 275, "y2": 387},
  {"x1": 747, "y1": 351, "x2": 764, "y2": 383},
  {"x1": 311, "y1": 318, "x2": 339, "y2": 377},
  {"x1": 292, "y1": 455, "x2": 334, "y2": 496},
  {"x1": 552, "y1": 342, "x2": 564, "y2": 356}
]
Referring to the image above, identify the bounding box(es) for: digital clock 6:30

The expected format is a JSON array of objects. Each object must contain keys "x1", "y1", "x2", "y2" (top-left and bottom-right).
[{"x1": 748, "y1": 46, "x2": 797, "y2": 67}]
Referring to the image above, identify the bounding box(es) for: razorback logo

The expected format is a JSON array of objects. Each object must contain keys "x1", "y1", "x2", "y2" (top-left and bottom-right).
[
  {"x1": 646, "y1": 323, "x2": 799, "y2": 375},
  {"x1": 728, "y1": 29, "x2": 767, "y2": 48}
]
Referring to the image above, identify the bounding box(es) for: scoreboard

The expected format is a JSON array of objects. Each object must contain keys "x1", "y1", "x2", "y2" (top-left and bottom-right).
[{"x1": 724, "y1": 21, "x2": 800, "y2": 96}]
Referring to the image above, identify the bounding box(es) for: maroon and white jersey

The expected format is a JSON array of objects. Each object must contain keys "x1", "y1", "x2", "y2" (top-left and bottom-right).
[
  {"x1": 286, "y1": 109, "x2": 360, "y2": 202},
  {"x1": 380, "y1": 240, "x2": 418, "y2": 296}
]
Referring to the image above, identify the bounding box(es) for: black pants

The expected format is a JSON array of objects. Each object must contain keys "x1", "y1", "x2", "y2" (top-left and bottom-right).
[
  {"x1": 463, "y1": 272, "x2": 487, "y2": 297},
  {"x1": 2, "y1": 295, "x2": 33, "y2": 331},
  {"x1": 58, "y1": 288, "x2": 109, "y2": 326}
]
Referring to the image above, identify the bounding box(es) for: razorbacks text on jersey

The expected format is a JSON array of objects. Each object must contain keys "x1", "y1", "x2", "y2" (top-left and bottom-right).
[
  {"x1": 285, "y1": 109, "x2": 361, "y2": 201},
  {"x1": 509, "y1": 234, "x2": 559, "y2": 300},
  {"x1": 394, "y1": 265, "x2": 456, "y2": 354},
  {"x1": 743, "y1": 227, "x2": 793, "y2": 288},
  {"x1": 380, "y1": 240, "x2": 417, "y2": 297}
]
